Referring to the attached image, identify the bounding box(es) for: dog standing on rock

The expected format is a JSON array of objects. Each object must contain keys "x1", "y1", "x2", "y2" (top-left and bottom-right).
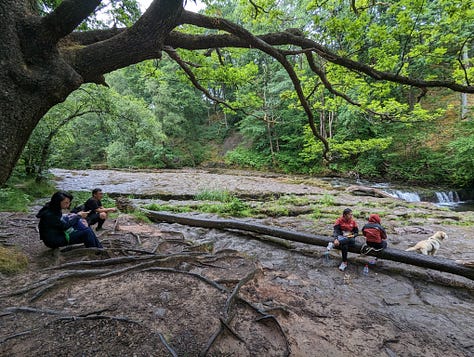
[{"x1": 405, "y1": 231, "x2": 447, "y2": 256}]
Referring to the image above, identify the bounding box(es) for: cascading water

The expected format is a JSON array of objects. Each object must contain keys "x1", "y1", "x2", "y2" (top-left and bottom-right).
[
  {"x1": 386, "y1": 189, "x2": 460, "y2": 205},
  {"x1": 382, "y1": 188, "x2": 470, "y2": 210},
  {"x1": 389, "y1": 190, "x2": 421, "y2": 202},
  {"x1": 324, "y1": 176, "x2": 474, "y2": 211},
  {"x1": 435, "y1": 191, "x2": 460, "y2": 204}
]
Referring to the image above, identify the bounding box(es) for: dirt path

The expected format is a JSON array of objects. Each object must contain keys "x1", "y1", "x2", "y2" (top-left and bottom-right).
[{"x1": 1, "y1": 168, "x2": 473, "y2": 356}]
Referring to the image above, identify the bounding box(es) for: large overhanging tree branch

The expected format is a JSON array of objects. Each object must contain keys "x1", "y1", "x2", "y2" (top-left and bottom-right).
[
  {"x1": 66, "y1": 19, "x2": 474, "y2": 95},
  {"x1": 164, "y1": 46, "x2": 238, "y2": 112},
  {"x1": 70, "y1": 0, "x2": 183, "y2": 83},
  {"x1": 175, "y1": 11, "x2": 331, "y2": 158},
  {"x1": 43, "y1": 0, "x2": 102, "y2": 42},
  {"x1": 176, "y1": 11, "x2": 474, "y2": 93},
  {"x1": 304, "y1": 52, "x2": 394, "y2": 121},
  {"x1": 164, "y1": 46, "x2": 274, "y2": 122}
]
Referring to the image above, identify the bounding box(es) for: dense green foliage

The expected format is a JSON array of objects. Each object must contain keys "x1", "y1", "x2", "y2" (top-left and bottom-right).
[
  {"x1": 17, "y1": 0, "x2": 474, "y2": 188},
  {"x1": 0, "y1": 170, "x2": 55, "y2": 212}
]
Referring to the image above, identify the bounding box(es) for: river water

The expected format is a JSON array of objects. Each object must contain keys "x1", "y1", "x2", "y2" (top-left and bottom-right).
[
  {"x1": 324, "y1": 177, "x2": 474, "y2": 212},
  {"x1": 51, "y1": 168, "x2": 474, "y2": 211}
]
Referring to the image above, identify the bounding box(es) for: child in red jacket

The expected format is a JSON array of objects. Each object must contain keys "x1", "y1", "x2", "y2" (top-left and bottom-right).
[
  {"x1": 362, "y1": 214, "x2": 387, "y2": 248},
  {"x1": 362, "y1": 214, "x2": 388, "y2": 264}
]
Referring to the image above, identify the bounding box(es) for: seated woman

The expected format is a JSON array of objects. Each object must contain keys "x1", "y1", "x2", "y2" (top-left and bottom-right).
[
  {"x1": 332, "y1": 208, "x2": 359, "y2": 272},
  {"x1": 36, "y1": 191, "x2": 102, "y2": 249},
  {"x1": 362, "y1": 213, "x2": 388, "y2": 264}
]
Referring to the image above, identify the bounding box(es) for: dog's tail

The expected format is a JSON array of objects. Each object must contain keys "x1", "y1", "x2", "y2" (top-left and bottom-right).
[{"x1": 405, "y1": 247, "x2": 417, "y2": 252}]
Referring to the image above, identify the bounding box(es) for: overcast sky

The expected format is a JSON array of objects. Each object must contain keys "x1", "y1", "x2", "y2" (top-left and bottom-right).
[{"x1": 138, "y1": 0, "x2": 204, "y2": 12}]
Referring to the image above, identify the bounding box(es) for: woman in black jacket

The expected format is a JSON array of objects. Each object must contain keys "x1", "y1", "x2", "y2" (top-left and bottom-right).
[{"x1": 36, "y1": 191, "x2": 102, "y2": 249}]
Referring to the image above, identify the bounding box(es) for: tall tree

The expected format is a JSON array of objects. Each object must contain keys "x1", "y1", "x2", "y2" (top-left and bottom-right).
[{"x1": 0, "y1": 0, "x2": 472, "y2": 186}]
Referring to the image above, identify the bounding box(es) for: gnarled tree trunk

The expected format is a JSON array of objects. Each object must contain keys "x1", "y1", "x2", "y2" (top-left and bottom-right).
[
  {"x1": 0, "y1": 0, "x2": 182, "y2": 186},
  {"x1": 0, "y1": 1, "x2": 82, "y2": 185}
]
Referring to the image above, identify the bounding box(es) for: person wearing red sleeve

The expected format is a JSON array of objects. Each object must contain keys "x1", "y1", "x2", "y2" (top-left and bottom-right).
[
  {"x1": 333, "y1": 208, "x2": 359, "y2": 271},
  {"x1": 362, "y1": 213, "x2": 388, "y2": 256}
]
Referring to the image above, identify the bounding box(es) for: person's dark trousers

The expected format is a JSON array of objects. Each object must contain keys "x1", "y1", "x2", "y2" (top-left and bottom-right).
[
  {"x1": 86, "y1": 212, "x2": 105, "y2": 230},
  {"x1": 69, "y1": 229, "x2": 103, "y2": 248},
  {"x1": 367, "y1": 241, "x2": 387, "y2": 249},
  {"x1": 336, "y1": 236, "x2": 355, "y2": 262}
]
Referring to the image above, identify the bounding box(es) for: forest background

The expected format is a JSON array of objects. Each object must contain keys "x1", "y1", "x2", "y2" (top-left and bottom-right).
[{"x1": 12, "y1": 0, "x2": 474, "y2": 194}]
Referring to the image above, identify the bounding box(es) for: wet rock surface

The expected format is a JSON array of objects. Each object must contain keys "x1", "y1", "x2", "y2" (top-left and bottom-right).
[
  {"x1": 50, "y1": 168, "x2": 331, "y2": 197},
  {"x1": 1, "y1": 168, "x2": 473, "y2": 356}
]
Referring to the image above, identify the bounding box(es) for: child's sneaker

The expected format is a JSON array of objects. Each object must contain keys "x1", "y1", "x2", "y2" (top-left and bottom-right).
[{"x1": 338, "y1": 262, "x2": 347, "y2": 271}]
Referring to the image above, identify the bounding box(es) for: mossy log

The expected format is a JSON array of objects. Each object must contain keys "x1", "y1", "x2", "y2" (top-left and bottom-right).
[
  {"x1": 346, "y1": 185, "x2": 396, "y2": 199},
  {"x1": 143, "y1": 210, "x2": 474, "y2": 281}
]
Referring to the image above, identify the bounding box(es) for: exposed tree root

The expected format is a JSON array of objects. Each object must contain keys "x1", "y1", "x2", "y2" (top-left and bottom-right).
[
  {"x1": 199, "y1": 267, "x2": 289, "y2": 356},
  {"x1": 44, "y1": 255, "x2": 159, "y2": 270},
  {"x1": 158, "y1": 333, "x2": 178, "y2": 357},
  {"x1": 129, "y1": 232, "x2": 142, "y2": 245},
  {"x1": 3, "y1": 269, "x2": 112, "y2": 298},
  {"x1": 237, "y1": 297, "x2": 291, "y2": 356},
  {"x1": 0, "y1": 330, "x2": 33, "y2": 344},
  {"x1": 139, "y1": 267, "x2": 228, "y2": 293},
  {"x1": 55, "y1": 314, "x2": 141, "y2": 324},
  {"x1": 224, "y1": 269, "x2": 257, "y2": 318},
  {"x1": 1, "y1": 226, "x2": 292, "y2": 355},
  {"x1": 1, "y1": 306, "x2": 66, "y2": 317},
  {"x1": 0, "y1": 308, "x2": 141, "y2": 344}
]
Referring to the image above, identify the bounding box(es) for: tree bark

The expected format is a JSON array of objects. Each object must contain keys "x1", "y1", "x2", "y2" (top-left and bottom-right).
[
  {"x1": 0, "y1": 0, "x2": 182, "y2": 186},
  {"x1": 0, "y1": 1, "x2": 83, "y2": 186},
  {"x1": 144, "y1": 210, "x2": 474, "y2": 281}
]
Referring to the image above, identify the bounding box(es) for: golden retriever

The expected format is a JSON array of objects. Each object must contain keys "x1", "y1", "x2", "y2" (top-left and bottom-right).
[{"x1": 405, "y1": 231, "x2": 447, "y2": 256}]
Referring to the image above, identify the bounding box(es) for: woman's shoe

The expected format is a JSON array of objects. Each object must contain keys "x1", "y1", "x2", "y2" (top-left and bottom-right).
[{"x1": 338, "y1": 262, "x2": 347, "y2": 271}]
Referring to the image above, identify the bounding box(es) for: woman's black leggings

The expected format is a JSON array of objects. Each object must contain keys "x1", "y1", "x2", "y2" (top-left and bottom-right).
[{"x1": 336, "y1": 236, "x2": 355, "y2": 262}]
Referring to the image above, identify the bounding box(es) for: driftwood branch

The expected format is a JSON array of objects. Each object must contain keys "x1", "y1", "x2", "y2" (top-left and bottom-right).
[
  {"x1": 346, "y1": 185, "x2": 396, "y2": 199},
  {"x1": 144, "y1": 210, "x2": 474, "y2": 280}
]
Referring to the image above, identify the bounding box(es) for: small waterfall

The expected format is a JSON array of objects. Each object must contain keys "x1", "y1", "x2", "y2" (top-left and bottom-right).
[
  {"x1": 389, "y1": 190, "x2": 421, "y2": 202},
  {"x1": 435, "y1": 191, "x2": 460, "y2": 204},
  {"x1": 325, "y1": 176, "x2": 472, "y2": 211}
]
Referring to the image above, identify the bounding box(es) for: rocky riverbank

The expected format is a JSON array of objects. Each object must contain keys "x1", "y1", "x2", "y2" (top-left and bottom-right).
[{"x1": 1, "y1": 168, "x2": 473, "y2": 356}]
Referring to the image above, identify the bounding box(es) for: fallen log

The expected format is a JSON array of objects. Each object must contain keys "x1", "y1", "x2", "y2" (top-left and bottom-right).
[
  {"x1": 455, "y1": 260, "x2": 474, "y2": 268},
  {"x1": 346, "y1": 185, "x2": 396, "y2": 199},
  {"x1": 143, "y1": 210, "x2": 474, "y2": 281}
]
